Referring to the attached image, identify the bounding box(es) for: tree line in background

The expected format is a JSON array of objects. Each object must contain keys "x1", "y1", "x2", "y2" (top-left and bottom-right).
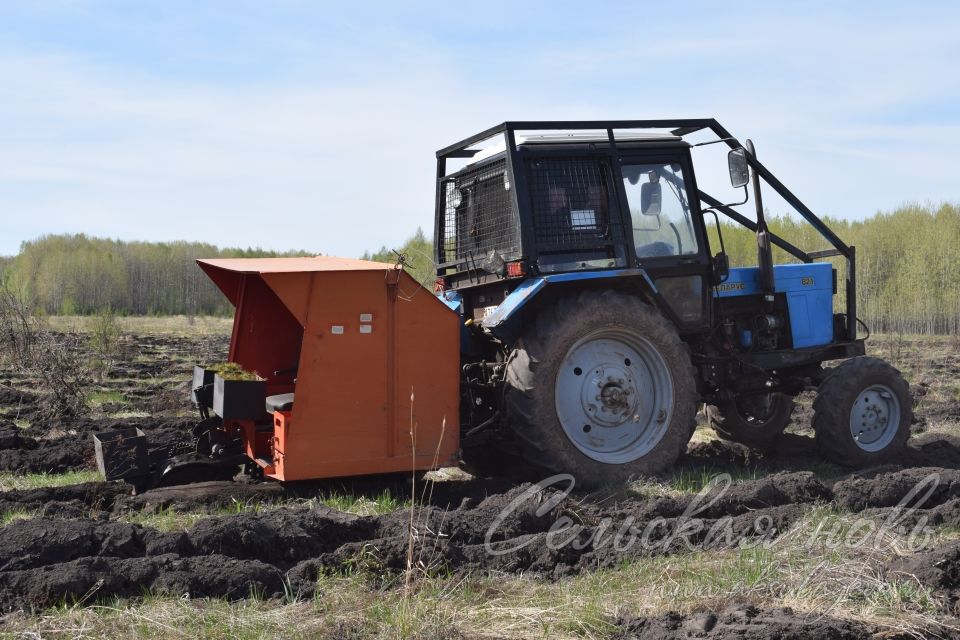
[
  {"x1": 0, "y1": 235, "x2": 312, "y2": 316},
  {"x1": 0, "y1": 204, "x2": 957, "y2": 334}
]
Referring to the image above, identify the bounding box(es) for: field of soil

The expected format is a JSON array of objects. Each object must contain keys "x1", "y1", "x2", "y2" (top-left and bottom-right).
[{"x1": 1, "y1": 321, "x2": 960, "y2": 638}]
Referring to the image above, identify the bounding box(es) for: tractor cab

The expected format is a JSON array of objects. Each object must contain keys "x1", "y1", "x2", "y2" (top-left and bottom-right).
[
  {"x1": 435, "y1": 129, "x2": 714, "y2": 334},
  {"x1": 434, "y1": 121, "x2": 860, "y2": 357},
  {"x1": 434, "y1": 122, "x2": 856, "y2": 350}
]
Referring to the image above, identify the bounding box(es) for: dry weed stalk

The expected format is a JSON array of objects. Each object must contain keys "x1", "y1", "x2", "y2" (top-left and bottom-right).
[
  {"x1": 0, "y1": 286, "x2": 88, "y2": 417},
  {"x1": 403, "y1": 388, "x2": 452, "y2": 594},
  {"x1": 406, "y1": 387, "x2": 417, "y2": 593}
]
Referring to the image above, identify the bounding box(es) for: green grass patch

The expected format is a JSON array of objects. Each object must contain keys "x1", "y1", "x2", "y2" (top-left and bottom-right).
[
  {"x1": 629, "y1": 466, "x2": 765, "y2": 498},
  {"x1": 202, "y1": 362, "x2": 261, "y2": 381},
  {"x1": 666, "y1": 466, "x2": 765, "y2": 494},
  {"x1": 926, "y1": 523, "x2": 960, "y2": 545},
  {"x1": 88, "y1": 390, "x2": 128, "y2": 406},
  {"x1": 119, "y1": 500, "x2": 291, "y2": 532},
  {"x1": 0, "y1": 470, "x2": 102, "y2": 492},
  {"x1": 119, "y1": 507, "x2": 215, "y2": 532},
  {"x1": 803, "y1": 459, "x2": 846, "y2": 481},
  {"x1": 318, "y1": 490, "x2": 408, "y2": 516},
  {"x1": 0, "y1": 506, "x2": 43, "y2": 525}
]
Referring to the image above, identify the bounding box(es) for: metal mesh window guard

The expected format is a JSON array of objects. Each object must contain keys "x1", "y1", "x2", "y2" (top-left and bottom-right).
[
  {"x1": 442, "y1": 159, "x2": 519, "y2": 266},
  {"x1": 527, "y1": 157, "x2": 623, "y2": 251}
]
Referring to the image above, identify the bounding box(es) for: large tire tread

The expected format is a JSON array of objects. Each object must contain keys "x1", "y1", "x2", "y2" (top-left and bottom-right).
[
  {"x1": 504, "y1": 290, "x2": 698, "y2": 487},
  {"x1": 812, "y1": 356, "x2": 911, "y2": 467},
  {"x1": 708, "y1": 393, "x2": 794, "y2": 450}
]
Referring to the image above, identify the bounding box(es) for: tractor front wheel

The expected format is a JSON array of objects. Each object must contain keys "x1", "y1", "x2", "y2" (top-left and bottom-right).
[
  {"x1": 708, "y1": 393, "x2": 794, "y2": 450},
  {"x1": 505, "y1": 291, "x2": 698, "y2": 488},
  {"x1": 812, "y1": 356, "x2": 911, "y2": 467}
]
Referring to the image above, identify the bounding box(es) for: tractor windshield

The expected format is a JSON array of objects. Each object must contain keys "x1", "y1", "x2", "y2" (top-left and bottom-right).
[{"x1": 622, "y1": 163, "x2": 698, "y2": 259}]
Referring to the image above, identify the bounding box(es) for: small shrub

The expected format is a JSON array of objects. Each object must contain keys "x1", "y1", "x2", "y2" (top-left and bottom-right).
[
  {"x1": 89, "y1": 308, "x2": 122, "y2": 380},
  {"x1": 0, "y1": 286, "x2": 89, "y2": 417}
]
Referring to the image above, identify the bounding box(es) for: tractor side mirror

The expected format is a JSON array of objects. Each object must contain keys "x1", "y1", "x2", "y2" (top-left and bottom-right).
[
  {"x1": 640, "y1": 181, "x2": 662, "y2": 216},
  {"x1": 728, "y1": 148, "x2": 750, "y2": 188},
  {"x1": 636, "y1": 181, "x2": 662, "y2": 230}
]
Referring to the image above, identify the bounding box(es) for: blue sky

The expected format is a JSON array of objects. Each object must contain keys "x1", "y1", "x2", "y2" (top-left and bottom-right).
[{"x1": 1, "y1": 1, "x2": 958, "y2": 257}]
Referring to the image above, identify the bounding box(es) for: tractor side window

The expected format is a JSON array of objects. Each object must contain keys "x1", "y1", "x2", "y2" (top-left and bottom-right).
[
  {"x1": 622, "y1": 163, "x2": 698, "y2": 259},
  {"x1": 526, "y1": 157, "x2": 629, "y2": 272},
  {"x1": 528, "y1": 157, "x2": 611, "y2": 248},
  {"x1": 444, "y1": 159, "x2": 519, "y2": 266}
]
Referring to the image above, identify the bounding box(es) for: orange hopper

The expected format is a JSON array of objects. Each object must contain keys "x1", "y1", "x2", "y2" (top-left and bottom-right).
[{"x1": 197, "y1": 256, "x2": 460, "y2": 481}]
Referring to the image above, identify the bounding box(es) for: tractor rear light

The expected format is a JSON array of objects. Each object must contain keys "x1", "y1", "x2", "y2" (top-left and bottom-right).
[{"x1": 506, "y1": 261, "x2": 525, "y2": 278}]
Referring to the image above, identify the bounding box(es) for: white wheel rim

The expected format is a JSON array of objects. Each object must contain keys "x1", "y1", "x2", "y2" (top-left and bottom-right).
[
  {"x1": 848, "y1": 384, "x2": 901, "y2": 452},
  {"x1": 554, "y1": 328, "x2": 674, "y2": 464}
]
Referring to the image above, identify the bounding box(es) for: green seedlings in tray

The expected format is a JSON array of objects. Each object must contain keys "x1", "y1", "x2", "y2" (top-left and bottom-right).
[{"x1": 204, "y1": 362, "x2": 263, "y2": 381}]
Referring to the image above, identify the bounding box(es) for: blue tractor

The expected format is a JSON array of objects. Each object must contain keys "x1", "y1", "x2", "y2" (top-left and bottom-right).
[{"x1": 435, "y1": 119, "x2": 910, "y2": 486}]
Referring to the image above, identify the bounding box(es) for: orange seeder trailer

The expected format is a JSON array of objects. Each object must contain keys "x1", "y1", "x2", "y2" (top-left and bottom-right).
[
  {"x1": 201, "y1": 256, "x2": 461, "y2": 481},
  {"x1": 95, "y1": 256, "x2": 460, "y2": 486}
]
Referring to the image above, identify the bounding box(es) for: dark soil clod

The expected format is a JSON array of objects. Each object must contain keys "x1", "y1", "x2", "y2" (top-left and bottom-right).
[{"x1": 613, "y1": 604, "x2": 909, "y2": 640}]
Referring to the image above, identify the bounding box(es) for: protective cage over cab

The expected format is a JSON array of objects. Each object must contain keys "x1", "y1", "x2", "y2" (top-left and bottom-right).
[{"x1": 434, "y1": 120, "x2": 860, "y2": 357}]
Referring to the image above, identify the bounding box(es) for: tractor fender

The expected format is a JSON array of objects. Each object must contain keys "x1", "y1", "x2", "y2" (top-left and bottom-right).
[{"x1": 482, "y1": 268, "x2": 658, "y2": 339}]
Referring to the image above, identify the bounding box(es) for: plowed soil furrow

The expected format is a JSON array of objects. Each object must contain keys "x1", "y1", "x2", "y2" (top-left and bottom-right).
[
  {"x1": 1, "y1": 329, "x2": 960, "y2": 638},
  {"x1": 2, "y1": 467, "x2": 960, "y2": 614},
  {"x1": 0, "y1": 416, "x2": 195, "y2": 475}
]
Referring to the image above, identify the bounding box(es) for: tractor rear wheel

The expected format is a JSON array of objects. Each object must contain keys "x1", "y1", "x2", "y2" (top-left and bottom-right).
[
  {"x1": 505, "y1": 291, "x2": 698, "y2": 488},
  {"x1": 812, "y1": 356, "x2": 911, "y2": 467},
  {"x1": 708, "y1": 393, "x2": 794, "y2": 450}
]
